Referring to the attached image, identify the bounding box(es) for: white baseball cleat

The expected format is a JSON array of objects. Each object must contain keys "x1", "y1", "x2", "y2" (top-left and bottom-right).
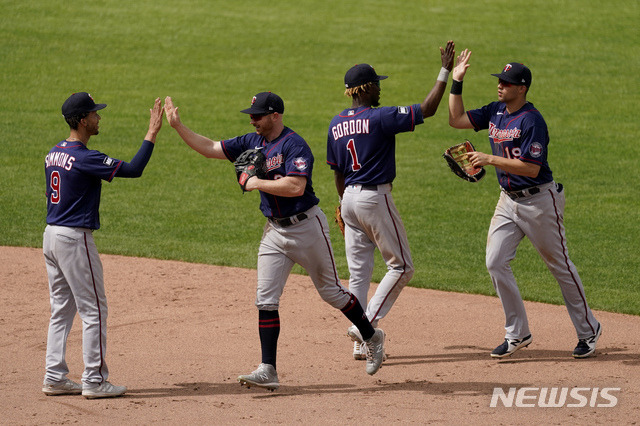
[
  {"x1": 347, "y1": 324, "x2": 363, "y2": 343},
  {"x1": 573, "y1": 323, "x2": 602, "y2": 358},
  {"x1": 42, "y1": 378, "x2": 83, "y2": 396},
  {"x1": 364, "y1": 329, "x2": 385, "y2": 375},
  {"x1": 491, "y1": 334, "x2": 533, "y2": 358},
  {"x1": 353, "y1": 341, "x2": 367, "y2": 360},
  {"x1": 238, "y1": 363, "x2": 280, "y2": 391},
  {"x1": 349, "y1": 325, "x2": 388, "y2": 362},
  {"x1": 82, "y1": 381, "x2": 127, "y2": 399}
]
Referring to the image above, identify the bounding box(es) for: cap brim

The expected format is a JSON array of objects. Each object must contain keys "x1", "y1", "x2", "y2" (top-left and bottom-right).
[
  {"x1": 491, "y1": 73, "x2": 520, "y2": 84},
  {"x1": 240, "y1": 107, "x2": 269, "y2": 114},
  {"x1": 345, "y1": 75, "x2": 388, "y2": 88},
  {"x1": 91, "y1": 103, "x2": 107, "y2": 111}
]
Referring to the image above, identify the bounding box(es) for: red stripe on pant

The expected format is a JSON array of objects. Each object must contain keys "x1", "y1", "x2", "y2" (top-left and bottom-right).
[
  {"x1": 549, "y1": 188, "x2": 595, "y2": 334},
  {"x1": 84, "y1": 233, "x2": 105, "y2": 383},
  {"x1": 370, "y1": 194, "x2": 408, "y2": 322}
]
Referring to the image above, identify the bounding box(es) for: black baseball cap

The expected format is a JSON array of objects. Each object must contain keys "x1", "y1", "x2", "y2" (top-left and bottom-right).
[
  {"x1": 491, "y1": 62, "x2": 532, "y2": 87},
  {"x1": 240, "y1": 92, "x2": 284, "y2": 114},
  {"x1": 61, "y1": 92, "x2": 107, "y2": 117},
  {"x1": 344, "y1": 63, "x2": 388, "y2": 89}
]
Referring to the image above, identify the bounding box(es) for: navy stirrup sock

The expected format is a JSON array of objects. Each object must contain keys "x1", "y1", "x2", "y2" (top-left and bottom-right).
[
  {"x1": 341, "y1": 295, "x2": 374, "y2": 341},
  {"x1": 258, "y1": 310, "x2": 280, "y2": 369}
]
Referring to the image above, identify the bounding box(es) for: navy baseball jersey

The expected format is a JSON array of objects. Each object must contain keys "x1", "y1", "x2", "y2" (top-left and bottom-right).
[
  {"x1": 467, "y1": 101, "x2": 553, "y2": 190},
  {"x1": 326, "y1": 104, "x2": 424, "y2": 185},
  {"x1": 45, "y1": 140, "x2": 154, "y2": 229},
  {"x1": 45, "y1": 141, "x2": 124, "y2": 229},
  {"x1": 221, "y1": 127, "x2": 319, "y2": 218}
]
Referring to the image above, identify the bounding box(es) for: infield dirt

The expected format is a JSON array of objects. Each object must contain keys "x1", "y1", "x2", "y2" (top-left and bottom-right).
[{"x1": 2, "y1": 246, "x2": 638, "y2": 424}]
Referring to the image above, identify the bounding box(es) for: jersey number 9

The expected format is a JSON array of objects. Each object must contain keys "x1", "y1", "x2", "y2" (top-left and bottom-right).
[{"x1": 50, "y1": 171, "x2": 61, "y2": 204}]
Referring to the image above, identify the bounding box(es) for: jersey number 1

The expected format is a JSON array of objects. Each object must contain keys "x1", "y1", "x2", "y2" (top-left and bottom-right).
[
  {"x1": 50, "y1": 171, "x2": 61, "y2": 204},
  {"x1": 346, "y1": 139, "x2": 362, "y2": 171}
]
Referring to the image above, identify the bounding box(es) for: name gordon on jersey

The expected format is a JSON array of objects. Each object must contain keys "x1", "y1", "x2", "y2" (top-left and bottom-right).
[
  {"x1": 330, "y1": 118, "x2": 370, "y2": 141},
  {"x1": 45, "y1": 152, "x2": 75, "y2": 171}
]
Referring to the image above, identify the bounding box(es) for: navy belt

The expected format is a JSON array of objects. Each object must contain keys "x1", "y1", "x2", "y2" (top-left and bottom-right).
[
  {"x1": 505, "y1": 187, "x2": 540, "y2": 200},
  {"x1": 269, "y1": 213, "x2": 308, "y2": 227},
  {"x1": 349, "y1": 184, "x2": 386, "y2": 191}
]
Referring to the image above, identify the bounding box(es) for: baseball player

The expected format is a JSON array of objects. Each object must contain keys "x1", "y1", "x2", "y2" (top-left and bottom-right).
[
  {"x1": 43, "y1": 92, "x2": 163, "y2": 398},
  {"x1": 448, "y1": 50, "x2": 601, "y2": 358},
  {"x1": 327, "y1": 41, "x2": 455, "y2": 360},
  {"x1": 163, "y1": 92, "x2": 385, "y2": 391}
]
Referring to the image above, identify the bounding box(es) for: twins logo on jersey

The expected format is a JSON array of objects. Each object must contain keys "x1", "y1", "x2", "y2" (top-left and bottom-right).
[
  {"x1": 266, "y1": 154, "x2": 308, "y2": 172},
  {"x1": 530, "y1": 142, "x2": 543, "y2": 158},
  {"x1": 489, "y1": 122, "x2": 522, "y2": 144},
  {"x1": 266, "y1": 153, "x2": 283, "y2": 171},
  {"x1": 293, "y1": 157, "x2": 307, "y2": 171}
]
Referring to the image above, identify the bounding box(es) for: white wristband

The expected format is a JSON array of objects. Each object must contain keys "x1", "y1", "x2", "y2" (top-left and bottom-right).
[{"x1": 437, "y1": 67, "x2": 450, "y2": 83}]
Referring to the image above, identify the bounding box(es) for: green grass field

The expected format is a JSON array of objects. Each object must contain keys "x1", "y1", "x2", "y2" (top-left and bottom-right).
[{"x1": 1, "y1": 0, "x2": 638, "y2": 315}]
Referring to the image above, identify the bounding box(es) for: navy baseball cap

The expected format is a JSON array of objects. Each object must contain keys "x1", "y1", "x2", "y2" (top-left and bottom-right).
[
  {"x1": 491, "y1": 63, "x2": 532, "y2": 87},
  {"x1": 240, "y1": 92, "x2": 284, "y2": 114},
  {"x1": 344, "y1": 64, "x2": 388, "y2": 89},
  {"x1": 61, "y1": 92, "x2": 107, "y2": 117}
]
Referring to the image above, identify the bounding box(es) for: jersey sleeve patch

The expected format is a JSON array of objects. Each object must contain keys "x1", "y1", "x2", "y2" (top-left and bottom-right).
[
  {"x1": 103, "y1": 156, "x2": 115, "y2": 166},
  {"x1": 293, "y1": 157, "x2": 308, "y2": 171},
  {"x1": 398, "y1": 106, "x2": 409, "y2": 114},
  {"x1": 529, "y1": 142, "x2": 544, "y2": 158}
]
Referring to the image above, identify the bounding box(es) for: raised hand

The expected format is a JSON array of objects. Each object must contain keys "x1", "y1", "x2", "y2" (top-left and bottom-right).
[
  {"x1": 164, "y1": 96, "x2": 181, "y2": 128},
  {"x1": 453, "y1": 49, "x2": 472, "y2": 81},
  {"x1": 440, "y1": 40, "x2": 455, "y2": 71},
  {"x1": 145, "y1": 98, "x2": 163, "y2": 143}
]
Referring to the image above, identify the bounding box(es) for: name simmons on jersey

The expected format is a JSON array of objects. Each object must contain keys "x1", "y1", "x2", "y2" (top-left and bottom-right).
[
  {"x1": 330, "y1": 118, "x2": 370, "y2": 140},
  {"x1": 45, "y1": 152, "x2": 75, "y2": 170}
]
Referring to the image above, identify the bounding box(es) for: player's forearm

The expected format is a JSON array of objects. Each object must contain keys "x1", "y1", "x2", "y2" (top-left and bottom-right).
[
  {"x1": 448, "y1": 94, "x2": 473, "y2": 129},
  {"x1": 251, "y1": 176, "x2": 306, "y2": 198},
  {"x1": 487, "y1": 156, "x2": 540, "y2": 178},
  {"x1": 116, "y1": 140, "x2": 155, "y2": 178},
  {"x1": 172, "y1": 122, "x2": 223, "y2": 159},
  {"x1": 420, "y1": 81, "x2": 447, "y2": 118}
]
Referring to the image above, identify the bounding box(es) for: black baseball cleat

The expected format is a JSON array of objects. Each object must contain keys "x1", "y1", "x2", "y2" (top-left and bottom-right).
[
  {"x1": 491, "y1": 334, "x2": 532, "y2": 358},
  {"x1": 572, "y1": 323, "x2": 602, "y2": 358}
]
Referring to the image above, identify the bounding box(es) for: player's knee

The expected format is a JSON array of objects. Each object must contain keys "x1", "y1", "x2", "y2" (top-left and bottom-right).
[
  {"x1": 78, "y1": 311, "x2": 105, "y2": 326},
  {"x1": 394, "y1": 263, "x2": 414, "y2": 286},
  {"x1": 403, "y1": 263, "x2": 415, "y2": 281},
  {"x1": 320, "y1": 293, "x2": 351, "y2": 310},
  {"x1": 486, "y1": 255, "x2": 507, "y2": 275}
]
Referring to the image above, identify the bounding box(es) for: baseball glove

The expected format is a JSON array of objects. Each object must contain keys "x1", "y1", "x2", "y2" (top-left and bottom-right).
[
  {"x1": 335, "y1": 205, "x2": 345, "y2": 236},
  {"x1": 234, "y1": 148, "x2": 267, "y2": 192},
  {"x1": 443, "y1": 140, "x2": 486, "y2": 182}
]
